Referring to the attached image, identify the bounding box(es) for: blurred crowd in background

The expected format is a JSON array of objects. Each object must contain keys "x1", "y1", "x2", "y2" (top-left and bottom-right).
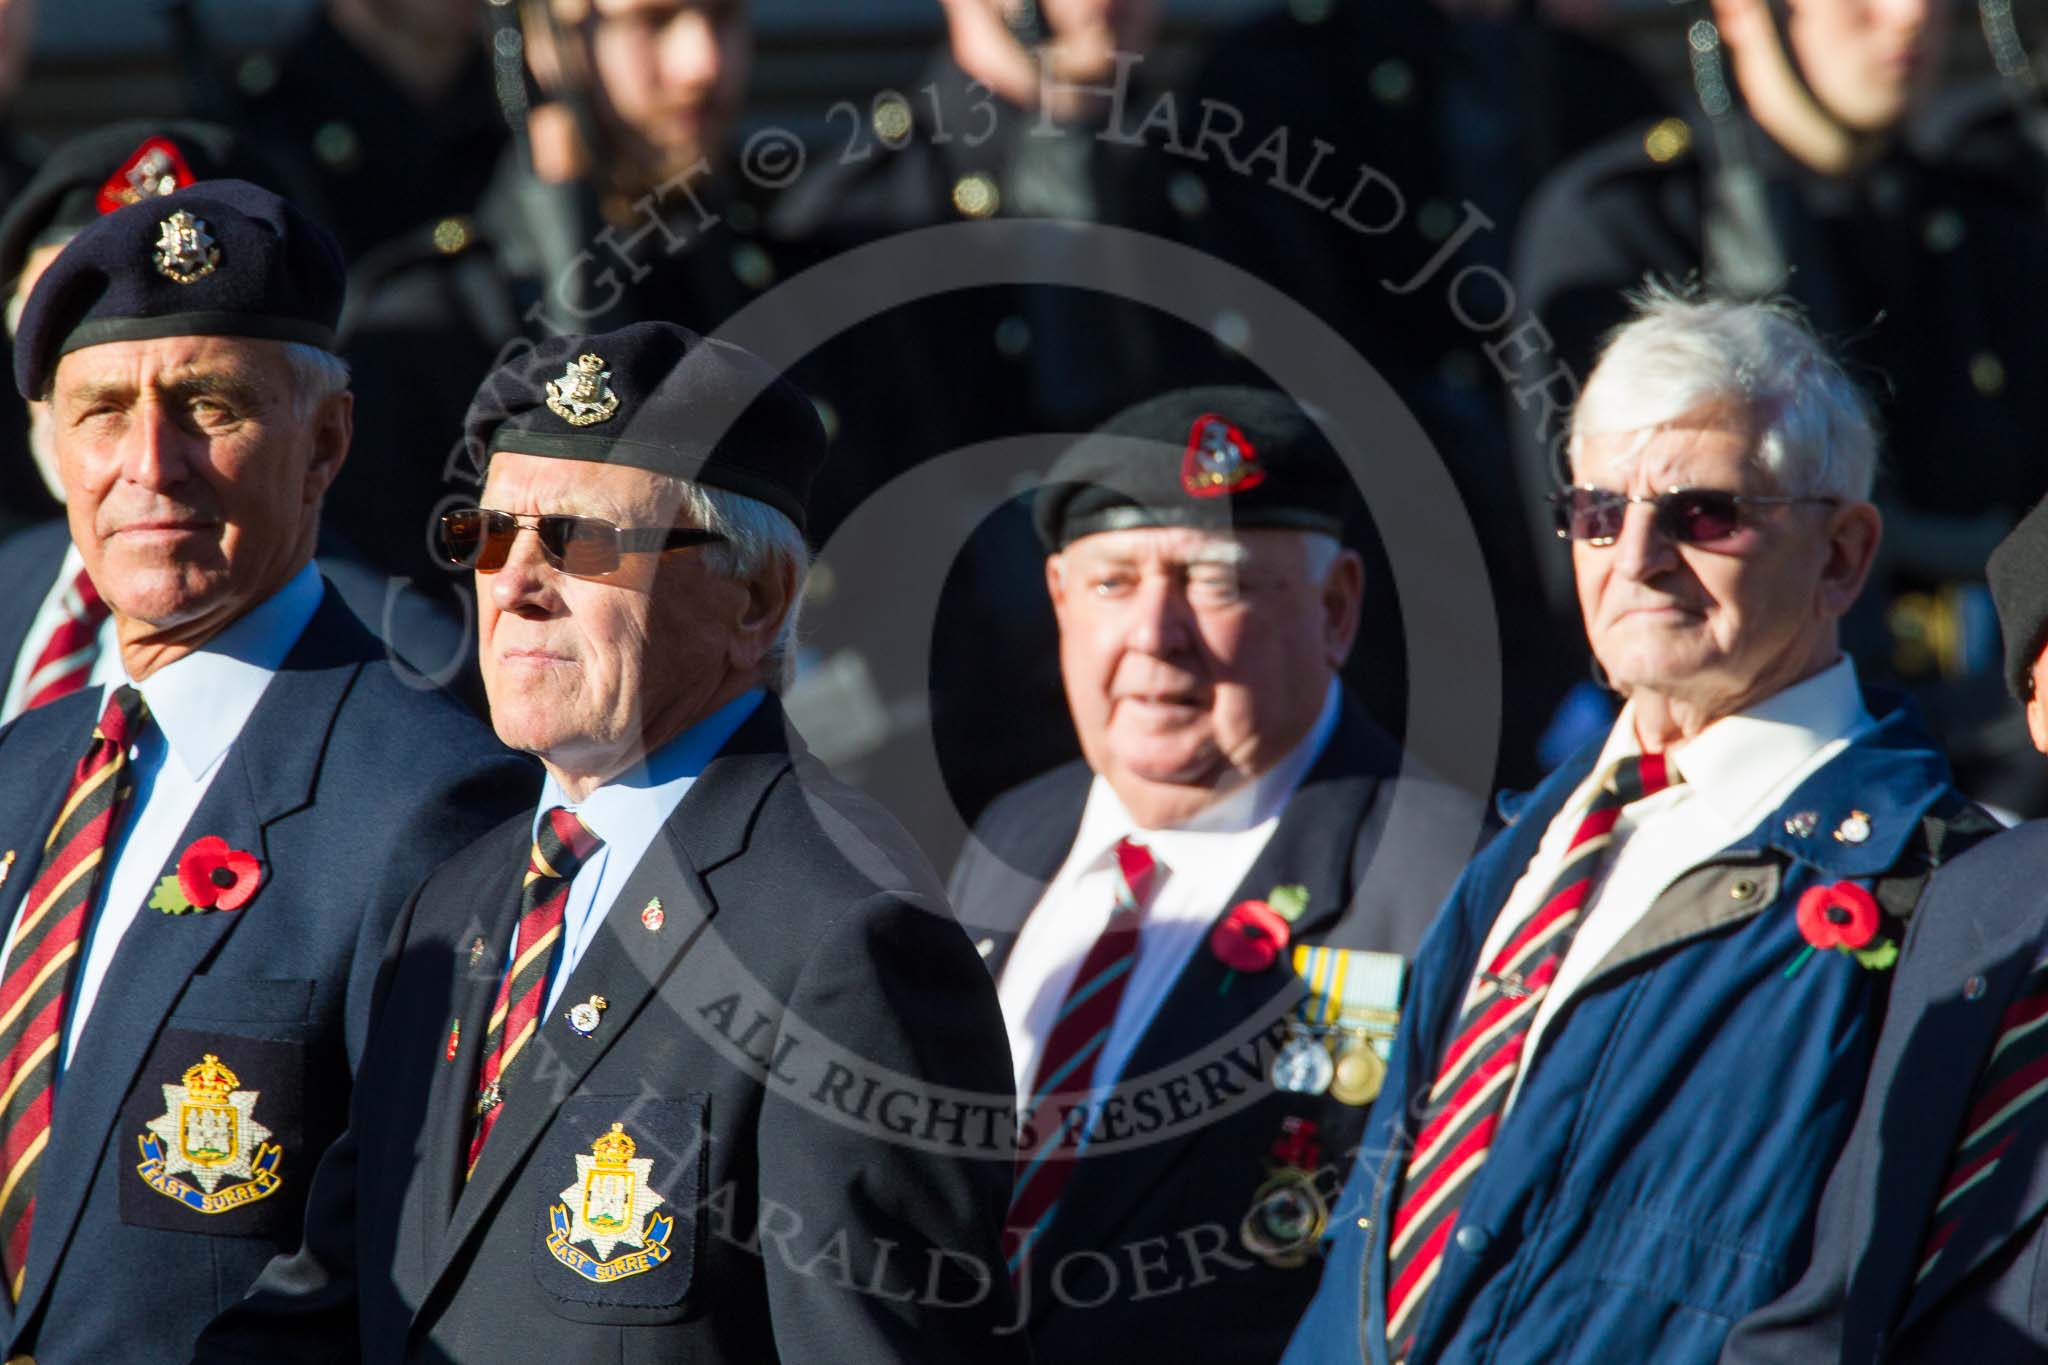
[{"x1": 1, "y1": 0, "x2": 2045, "y2": 865}]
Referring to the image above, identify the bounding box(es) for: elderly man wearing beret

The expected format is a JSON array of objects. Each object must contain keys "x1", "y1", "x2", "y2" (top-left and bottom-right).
[
  {"x1": 1284, "y1": 290, "x2": 1995, "y2": 1365},
  {"x1": 948, "y1": 386, "x2": 1481, "y2": 1364},
  {"x1": 0, "y1": 178, "x2": 533, "y2": 1365},
  {"x1": 199, "y1": 320, "x2": 1030, "y2": 1363},
  {"x1": 1723, "y1": 497, "x2": 2048, "y2": 1361}
]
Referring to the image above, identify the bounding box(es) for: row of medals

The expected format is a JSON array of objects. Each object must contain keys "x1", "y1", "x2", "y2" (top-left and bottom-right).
[{"x1": 1240, "y1": 1017, "x2": 1392, "y2": 1268}]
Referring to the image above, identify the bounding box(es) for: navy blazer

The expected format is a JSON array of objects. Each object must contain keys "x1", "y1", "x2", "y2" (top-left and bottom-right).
[
  {"x1": 197, "y1": 698, "x2": 1031, "y2": 1364},
  {"x1": 947, "y1": 692, "x2": 1486, "y2": 1365},
  {"x1": 0, "y1": 519, "x2": 71, "y2": 699},
  {"x1": 1723, "y1": 819, "x2": 2048, "y2": 1363},
  {"x1": 0, "y1": 587, "x2": 535, "y2": 1363}
]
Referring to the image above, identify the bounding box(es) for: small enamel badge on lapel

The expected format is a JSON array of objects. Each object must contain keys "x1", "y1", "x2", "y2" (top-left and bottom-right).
[
  {"x1": 1784, "y1": 811, "x2": 1818, "y2": 838},
  {"x1": 640, "y1": 898, "x2": 665, "y2": 933},
  {"x1": 566, "y1": 994, "x2": 609, "y2": 1037},
  {"x1": 1834, "y1": 810, "x2": 1873, "y2": 844},
  {"x1": 468, "y1": 936, "x2": 488, "y2": 968},
  {"x1": 444, "y1": 1020, "x2": 461, "y2": 1060}
]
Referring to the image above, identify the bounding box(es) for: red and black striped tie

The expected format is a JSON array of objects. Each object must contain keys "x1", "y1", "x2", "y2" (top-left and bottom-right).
[
  {"x1": 21, "y1": 569, "x2": 111, "y2": 713},
  {"x1": 1005, "y1": 837, "x2": 1157, "y2": 1280},
  {"x1": 0, "y1": 684, "x2": 145, "y2": 1300},
  {"x1": 1384, "y1": 752, "x2": 1678, "y2": 1361},
  {"x1": 1912, "y1": 953, "x2": 2048, "y2": 1295},
  {"x1": 466, "y1": 807, "x2": 602, "y2": 1177}
]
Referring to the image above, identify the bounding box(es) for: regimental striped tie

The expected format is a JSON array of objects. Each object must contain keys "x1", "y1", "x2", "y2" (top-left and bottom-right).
[
  {"x1": 1005, "y1": 837, "x2": 1158, "y2": 1280},
  {"x1": 0, "y1": 684, "x2": 145, "y2": 1301},
  {"x1": 1912, "y1": 954, "x2": 2048, "y2": 1291},
  {"x1": 21, "y1": 570, "x2": 111, "y2": 713},
  {"x1": 466, "y1": 807, "x2": 602, "y2": 1177},
  {"x1": 1385, "y1": 752, "x2": 1678, "y2": 1362}
]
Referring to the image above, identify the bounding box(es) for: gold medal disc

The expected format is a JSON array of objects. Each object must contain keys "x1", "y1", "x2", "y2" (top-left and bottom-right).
[{"x1": 1329, "y1": 1041, "x2": 1385, "y2": 1106}]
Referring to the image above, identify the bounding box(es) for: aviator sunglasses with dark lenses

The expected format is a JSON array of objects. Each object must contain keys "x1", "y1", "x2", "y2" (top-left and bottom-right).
[
  {"x1": 439, "y1": 507, "x2": 726, "y2": 577},
  {"x1": 1548, "y1": 486, "x2": 1838, "y2": 548}
]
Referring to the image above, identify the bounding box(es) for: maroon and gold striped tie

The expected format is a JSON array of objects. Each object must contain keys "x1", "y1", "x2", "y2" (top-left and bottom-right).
[
  {"x1": 466, "y1": 807, "x2": 602, "y2": 1176},
  {"x1": 1384, "y1": 752, "x2": 1678, "y2": 1361},
  {"x1": 1911, "y1": 953, "x2": 2048, "y2": 1296},
  {"x1": 0, "y1": 684, "x2": 145, "y2": 1300}
]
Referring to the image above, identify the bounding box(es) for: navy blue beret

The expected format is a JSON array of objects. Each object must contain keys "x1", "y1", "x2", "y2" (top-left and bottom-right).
[
  {"x1": 465, "y1": 321, "x2": 827, "y2": 534},
  {"x1": 14, "y1": 179, "x2": 344, "y2": 400},
  {"x1": 0, "y1": 121, "x2": 300, "y2": 289},
  {"x1": 1034, "y1": 386, "x2": 1352, "y2": 550}
]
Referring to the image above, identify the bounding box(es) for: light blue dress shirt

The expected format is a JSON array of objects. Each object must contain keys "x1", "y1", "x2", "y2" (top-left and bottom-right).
[{"x1": 524, "y1": 687, "x2": 765, "y2": 1016}]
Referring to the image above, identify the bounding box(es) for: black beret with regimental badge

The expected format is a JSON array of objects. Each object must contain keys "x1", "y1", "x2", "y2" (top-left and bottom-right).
[
  {"x1": 1033, "y1": 386, "x2": 1353, "y2": 550},
  {"x1": 1988, "y1": 495, "x2": 2048, "y2": 699},
  {"x1": 463, "y1": 321, "x2": 828, "y2": 535},
  {"x1": 0, "y1": 120, "x2": 302, "y2": 290},
  {"x1": 13, "y1": 179, "x2": 345, "y2": 400}
]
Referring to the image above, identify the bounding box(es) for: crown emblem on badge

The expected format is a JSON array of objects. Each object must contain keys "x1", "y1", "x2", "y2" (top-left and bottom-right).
[
  {"x1": 1181, "y1": 412, "x2": 1265, "y2": 499},
  {"x1": 153, "y1": 210, "x2": 220, "y2": 285},
  {"x1": 182, "y1": 1053, "x2": 238, "y2": 1105},
  {"x1": 591, "y1": 1122, "x2": 636, "y2": 1166},
  {"x1": 545, "y1": 353, "x2": 621, "y2": 426}
]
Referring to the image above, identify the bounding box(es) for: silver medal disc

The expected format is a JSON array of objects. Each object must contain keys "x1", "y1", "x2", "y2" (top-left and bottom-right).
[{"x1": 1270, "y1": 1033, "x2": 1335, "y2": 1094}]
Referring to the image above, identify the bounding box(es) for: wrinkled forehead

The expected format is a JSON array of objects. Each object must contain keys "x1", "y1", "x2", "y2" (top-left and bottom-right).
[
  {"x1": 481, "y1": 449, "x2": 679, "y2": 521},
  {"x1": 1570, "y1": 405, "x2": 1763, "y2": 491},
  {"x1": 51, "y1": 332, "x2": 289, "y2": 396}
]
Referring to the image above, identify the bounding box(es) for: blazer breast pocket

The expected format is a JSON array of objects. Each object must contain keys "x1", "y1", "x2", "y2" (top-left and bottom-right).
[
  {"x1": 117, "y1": 1026, "x2": 305, "y2": 1239},
  {"x1": 531, "y1": 1094, "x2": 711, "y2": 1321},
  {"x1": 169, "y1": 974, "x2": 315, "y2": 1036}
]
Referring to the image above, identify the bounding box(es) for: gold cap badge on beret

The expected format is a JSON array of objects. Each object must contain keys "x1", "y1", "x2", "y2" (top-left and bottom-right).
[
  {"x1": 1181, "y1": 412, "x2": 1265, "y2": 499},
  {"x1": 152, "y1": 210, "x2": 219, "y2": 285},
  {"x1": 546, "y1": 353, "x2": 621, "y2": 427}
]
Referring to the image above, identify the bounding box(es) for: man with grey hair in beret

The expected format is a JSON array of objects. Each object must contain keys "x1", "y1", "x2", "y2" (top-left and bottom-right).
[
  {"x1": 1286, "y1": 289, "x2": 1992, "y2": 1365},
  {"x1": 0, "y1": 178, "x2": 532, "y2": 1364},
  {"x1": 950, "y1": 385, "x2": 1481, "y2": 1364},
  {"x1": 1724, "y1": 496, "x2": 2048, "y2": 1362},
  {"x1": 199, "y1": 320, "x2": 1029, "y2": 1363}
]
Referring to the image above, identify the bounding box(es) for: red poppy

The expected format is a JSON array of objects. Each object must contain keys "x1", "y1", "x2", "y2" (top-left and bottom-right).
[
  {"x1": 177, "y1": 835, "x2": 262, "y2": 912},
  {"x1": 1795, "y1": 881, "x2": 1880, "y2": 953},
  {"x1": 1212, "y1": 899, "x2": 1291, "y2": 973}
]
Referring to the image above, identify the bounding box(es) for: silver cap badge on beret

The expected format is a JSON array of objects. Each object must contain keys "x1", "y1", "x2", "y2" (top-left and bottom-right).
[
  {"x1": 153, "y1": 210, "x2": 219, "y2": 285},
  {"x1": 545, "y1": 353, "x2": 620, "y2": 426}
]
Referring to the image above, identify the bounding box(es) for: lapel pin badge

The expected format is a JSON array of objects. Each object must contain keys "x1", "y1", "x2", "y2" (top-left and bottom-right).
[
  {"x1": 1833, "y1": 810, "x2": 1873, "y2": 844},
  {"x1": 467, "y1": 935, "x2": 488, "y2": 968},
  {"x1": 640, "y1": 898, "x2": 665, "y2": 933},
  {"x1": 0, "y1": 849, "x2": 13, "y2": 891},
  {"x1": 444, "y1": 1020, "x2": 461, "y2": 1061},
  {"x1": 1783, "y1": 811, "x2": 1818, "y2": 838},
  {"x1": 567, "y1": 994, "x2": 609, "y2": 1037}
]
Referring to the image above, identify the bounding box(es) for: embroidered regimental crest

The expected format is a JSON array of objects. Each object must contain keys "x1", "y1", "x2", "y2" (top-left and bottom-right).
[
  {"x1": 135, "y1": 1053, "x2": 283, "y2": 1215},
  {"x1": 1180, "y1": 412, "x2": 1265, "y2": 498},
  {"x1": 152, "y1": 210, "x2": 220, "y2": 285},
  {"x1": 545, "y1": 354, "x2": 621, "y2": 426},
  {"x1": 546, "y1": 1122, "x2": 675, "y2": 1283}
]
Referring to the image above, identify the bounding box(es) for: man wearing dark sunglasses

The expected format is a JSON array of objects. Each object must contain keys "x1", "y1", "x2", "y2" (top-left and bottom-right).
[
  {"x1": 0, "y1": 181, "x2": 535, "y2": 1365},
  {"x1": 200, "y1": 321, "x2": 1027, "y2": 1364},
  {"x1": 1287, "y1": 290, "x2": 1991, "y2": 1365}
]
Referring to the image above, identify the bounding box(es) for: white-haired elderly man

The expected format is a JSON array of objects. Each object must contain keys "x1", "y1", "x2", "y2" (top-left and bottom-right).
[
  {"x1": 198, "y1": 321, "x2": 1029, "y2": 1364},
  {"x1": 1281, "y1": 291, "x2": 1994, "y2": 1365}
]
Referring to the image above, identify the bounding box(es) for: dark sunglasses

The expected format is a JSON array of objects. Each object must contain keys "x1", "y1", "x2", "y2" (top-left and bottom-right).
[
  {"x1": 1548, "y1": 486, "x2": 1838, "y2": 547},
  {"x1": 438, "y1": 507, "x2": 725, "y2": 578}
]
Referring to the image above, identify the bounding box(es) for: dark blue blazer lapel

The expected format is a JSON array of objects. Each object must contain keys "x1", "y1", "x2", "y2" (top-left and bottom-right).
[
  {"x1": 1886, "y1": 909, "x2": 2048, "y2": 1336},
  {"x1": 0, "y1": 521, "x2": 71, "y2": 682},
  {"x1": 1050, "y1": 702, "x2": 1400, "y2": 1257},
  {"x1": 422, "y1": 702, "x2": 790, "y2": 1308},
  {"x1": 13, "y1": 597, "x2": 360, "y2": 1327},
  {"x1": 955, "y1": 763, "x2": 1090, "y2": 983}
]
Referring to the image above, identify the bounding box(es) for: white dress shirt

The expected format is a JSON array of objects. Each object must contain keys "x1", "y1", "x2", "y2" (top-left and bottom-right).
[
  {"x1": 523, "y1": 688, "x2": 764, "y2": 1017},
  {"x1": 999, "y1": 680, "x2": 1341, "y2": 1105},
  {"x1": 6, "y1": 562, "x2": 326, "y2": 1068},
  {"x1": 1476, "y1": 656, "x2": 1871, "y2": 1113},
  {"x1": 1, "y1": 543, "x2": 120, "y2": 724}
]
